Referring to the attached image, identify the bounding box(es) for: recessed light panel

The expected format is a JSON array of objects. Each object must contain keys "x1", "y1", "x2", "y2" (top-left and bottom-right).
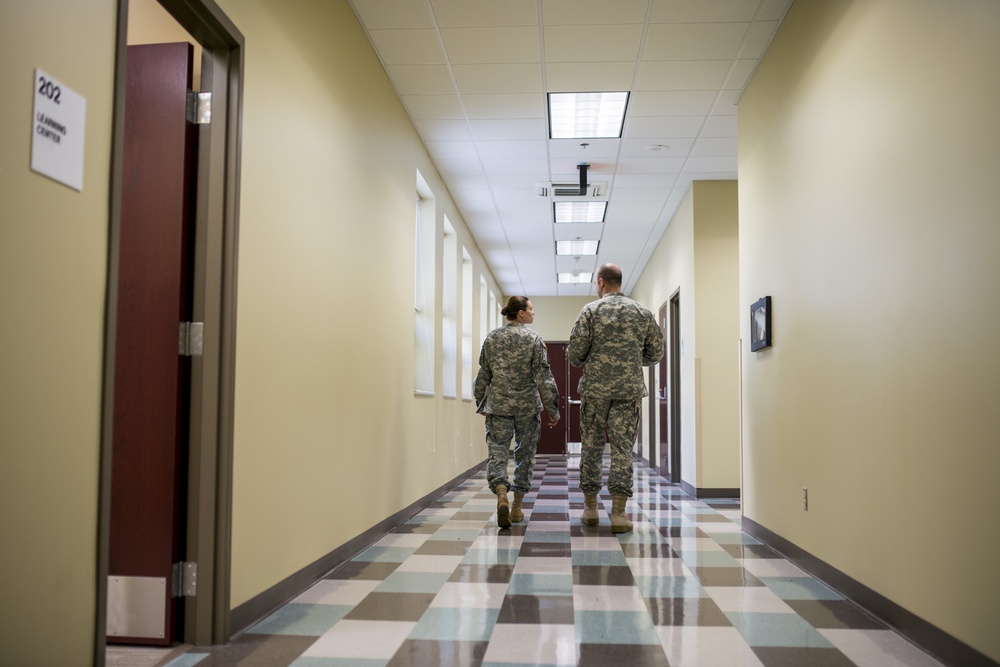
[
  {"x1": 557, "y1": 272, "x2": 593, "y2": 284},
  {"x1": 554, "y1": 201, "x2": 607, "y2": 223},
  {"x1": 548, "y1": 92, "x2": 629, "y2": 139},
  {"x1": 556, "y1": 240, "x2": 599, "y2": 255}
]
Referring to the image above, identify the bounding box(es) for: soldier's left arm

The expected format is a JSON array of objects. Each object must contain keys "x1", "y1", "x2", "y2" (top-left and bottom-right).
[
  {"x1": 474, "y1": 340, "x2": 492, "y2": 403},
  {"x1": 533, "y1": 340, "x2": 561, "y2": 417},
  {"x1": 641, "y1": 311, "x2": 665, "y2": 365}
]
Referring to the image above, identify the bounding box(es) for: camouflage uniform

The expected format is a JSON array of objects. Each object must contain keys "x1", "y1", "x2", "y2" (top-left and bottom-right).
[
  {"x1": 474, "y1": 323, "x2": 560, "y2": 494},
  {"x1": 568, "y1": 292, "x2": 663, "y2": 497}
]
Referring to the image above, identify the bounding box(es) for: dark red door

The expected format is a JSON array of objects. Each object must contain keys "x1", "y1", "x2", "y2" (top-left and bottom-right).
[
  {"x1": 537, "y1": 342, "x2": 569, "y2": 454},
  {"x1": 657, "y1": 303, "x2": 669, "y2": 478},
  {"x1": 566, "y1": 347, "x2": 583, "y2": 452},
  {"x1": 108, "y1": 42, "x2": 197, "y2": 645}
]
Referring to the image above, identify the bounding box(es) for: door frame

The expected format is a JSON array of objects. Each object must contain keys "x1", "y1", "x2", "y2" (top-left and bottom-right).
[
  {"x1": 97, "y1": 0, "x2": 244, "y2": 658},
  {"x1": 667, "y1": 290, "x2": 681, "y2": 484}
]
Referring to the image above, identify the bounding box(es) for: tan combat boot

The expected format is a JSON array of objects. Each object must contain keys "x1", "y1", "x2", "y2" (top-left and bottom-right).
[
  {"x1": 495, "y1": 484, "x2": 511, "y2": 528},
  {"x1": 581, "y1": 493, "x2": 600, "y2": 526},
  {"x1": 610, "y1": 495, "x2": 633, "y2": 533},
  {"x1": 510, "y1": 492, "x2": 525, "y2": 522}
]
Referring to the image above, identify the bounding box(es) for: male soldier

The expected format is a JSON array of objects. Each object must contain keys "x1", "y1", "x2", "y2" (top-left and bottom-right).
[
  {"x1": 568, "y1": 264, "x2": 663, "y2": 532},
  {"x1": 475, "y1": 297, "x2": 560, "y2": 528}
]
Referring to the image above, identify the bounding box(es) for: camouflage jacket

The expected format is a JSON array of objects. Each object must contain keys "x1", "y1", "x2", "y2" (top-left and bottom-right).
[
  {"x1": 568, "y1": 292, "x2": 664, "y2": 400},
  {"x1": 474, "y1": 323, "x2": 560, "y2": 418}
]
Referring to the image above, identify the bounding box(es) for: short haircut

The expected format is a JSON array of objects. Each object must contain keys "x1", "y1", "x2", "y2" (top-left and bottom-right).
[{"x1": 597, "y1": 264, "x2": 622, "y2": 287}]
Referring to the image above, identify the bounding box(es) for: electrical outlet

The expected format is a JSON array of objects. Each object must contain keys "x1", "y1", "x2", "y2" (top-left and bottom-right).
[{"x1": 802, "y1": 487, "x2": 809, "y2": 511}]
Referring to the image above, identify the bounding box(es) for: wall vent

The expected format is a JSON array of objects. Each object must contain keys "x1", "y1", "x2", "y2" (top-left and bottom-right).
[{"x1": 535, "y1": 181, "x2": 607, "y2": 198}]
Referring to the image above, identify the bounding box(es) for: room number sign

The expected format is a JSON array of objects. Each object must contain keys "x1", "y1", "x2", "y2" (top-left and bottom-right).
[{"x1": 31, "y1": 68, "x2": 86, "y2": 191}]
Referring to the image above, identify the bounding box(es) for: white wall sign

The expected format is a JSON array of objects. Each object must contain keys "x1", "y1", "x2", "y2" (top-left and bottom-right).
[{"x1": 31, "y1": 68, "x2": 86, "y2": 191}]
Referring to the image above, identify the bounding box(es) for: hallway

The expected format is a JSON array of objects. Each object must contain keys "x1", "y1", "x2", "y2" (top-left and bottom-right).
[{"x1": 137, "y1": 455, "x2": 944, "y2": 667}]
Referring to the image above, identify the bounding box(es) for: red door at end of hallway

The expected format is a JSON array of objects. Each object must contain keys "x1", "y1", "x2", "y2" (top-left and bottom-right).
[{"x1": 108, "y1": 42, "x2": 197, "y2": 646}]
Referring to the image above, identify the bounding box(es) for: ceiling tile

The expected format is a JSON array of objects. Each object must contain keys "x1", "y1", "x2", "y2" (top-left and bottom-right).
[
  {"x1": 624, "y1": 115, "x2": 705, "y2": 138},
  {"x1": 635, "y1": 60, "x2": 731, "y2": 91},
  {"x1": 431, "y1": 0, "x2": 539, "y2": 28},
  {"x1": 503, "y1": 223, "x2": 555, "y2": 249},
  {"x1": 452, "y1": 64, "x2": 543, "y2": 94},
  {"x1": 351, "y1": 0, "x2": 435, "y2": 29},
  {"x1": 549, "y1": 138, "x2": 619, "y2": 159},
  {"x1": 495, "y1": 199, "x2": 550, "y2": 216},
  {"x1": 613, "y1": 173, "x2": 680, "y2": 189},
  {"x1": 477, "y1": 140, "x2": 548, "y2": 159},
  {"x1": 543, "y1": 25, "x2": 643, "y2": 63},
  {"x1": 425, "y1": 140, "x2": 479, "y2": 161},
  {"x1": 413, "y1": 119, "x2": 472, "y2": 141},
  {"x1": 385, "y1": 64, "x2": 456, "y2": 95},
  {"x1": 469, "y1": 119, "x2": 548, "y2": 141},
  {"x1": 462, "y1": 93, "x2": 546, "y2": 119},
  {"x1": 650, "y1": 0, "x2": 758, "y2": 23},
  {"x1": 368, "y1": 29, "x2": 445, "y2": 65},
  {"x1": 545, "y1": 62, "x2": 637, "y2": 92},
  {"x1": 758, "y1": 0, "x2": 794, "y2": 22},
  {"x1": 542, "y1": 0, "x2": 648, "y2": 25},
  {"x1": 491, "y1": 187, "x2": 543, "y2": 203},
  {"x1": 620, "y1": 138, "x2": 693, "y2": 158},
  {"x1": 629, "y1": 90, "x2": 717, "y2": 116},
  {"x1": 610, "y1": 187, "x2": 672, "y2": 203},
  {"x1": 643, "y1": 23, "x2": 749, "y2": 61},
  {"x1": 691, "y1": 137, "x2": 738, "y2": 157},
  {"x1": 500, "y1": 212, "x2": 550, "y2": 225},
  {"x1": 440, "y1": 27, "x2": 541, "y2": 63},
  {"x1": 701, "y1": 115, "x2": 738, "y2": 137},
  {"x1": 402, "y1": 94, "x2": 465, "y2": 119},
  {"x1": 723, "y1": 60, "x2": 758, "y2": 90},
  {"x1": 606, "y1": 201, "x2": 667, "y2": 222},
  {"x1": 617, "y1": 156, "x2": 685, "y2": 174},
  {"x1": 739, "y1": 21, "x2": 780, "y2": 60}
]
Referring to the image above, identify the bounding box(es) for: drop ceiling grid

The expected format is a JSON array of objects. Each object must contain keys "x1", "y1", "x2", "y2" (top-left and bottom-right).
[{"x1": 348, "y1": 0, "x2": 792, "y2": 296}]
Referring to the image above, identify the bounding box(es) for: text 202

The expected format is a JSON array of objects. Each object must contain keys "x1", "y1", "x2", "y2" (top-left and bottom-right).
[{"x1": 38, "y1": 76, "x2": 61, "y2": 104}]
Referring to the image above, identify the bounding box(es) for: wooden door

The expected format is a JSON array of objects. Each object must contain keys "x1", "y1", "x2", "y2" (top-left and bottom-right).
[
  {"x1": 566, "y1": 348, "x2": 583, "y2": 453},
  {"x1": 536, "y1": 342, "x2": 569, "y2": 454},
  {"x1": 108, "y1": 42, "x2": 197, "y2": 645}
]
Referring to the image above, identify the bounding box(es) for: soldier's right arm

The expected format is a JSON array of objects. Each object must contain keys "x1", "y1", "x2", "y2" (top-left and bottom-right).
[
  {"x1": 641, "y1": 311, "x2": 664, "y2": 365},
  {"x1": 568, "y1": 308, "x2": 592, "y2": 367},
  {"x1": 473, "y1": 340, "x2": 492, "y2": 404}
]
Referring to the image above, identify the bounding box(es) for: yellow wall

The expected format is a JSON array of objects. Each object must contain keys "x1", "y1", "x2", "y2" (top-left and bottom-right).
[
  {"x1": 738, "y1": 0, "x2": 1000, "y2": 660},
  {"x1": 631, "y1": 181, "x2": 740, "y2": 491},
  {"x1": 691, "y1": 181, "x2": 741, "y2": 490},
  {"x1": 528, "y1": 295, "x2": 593, "y2": 342},
  {"x1": 0, "y1": 1, "x2": 117, "y2": 664},
  {"x1": 213, "y1": 0, "x2": 500, "y2": 608}
]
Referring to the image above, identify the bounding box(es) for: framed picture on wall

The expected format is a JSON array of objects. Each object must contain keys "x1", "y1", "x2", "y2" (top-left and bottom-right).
[{"x1": 750, "y1": 296, "x2": 771, "y2": 352}]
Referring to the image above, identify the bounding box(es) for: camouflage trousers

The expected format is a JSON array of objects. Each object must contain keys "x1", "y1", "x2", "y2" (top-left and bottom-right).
[
  {"x1": 578, "y1": 398, "x2": 639, "y2": 497},
  {"x1": 485, "y1": 412, "x2": 541, "y2": 494}
]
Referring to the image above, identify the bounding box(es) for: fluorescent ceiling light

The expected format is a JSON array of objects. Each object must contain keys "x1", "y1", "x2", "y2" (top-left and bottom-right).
[
  {"x1": 554, "y1": 201, "x2": 607, "y2": 223},
  {"x1": 558, "y1": 272, "x2": 593, "y2": 284},
  {"x1": 556, "y1": 240, "x2": 599, "y2": 255},
  {"x1": 548, "y1": 92, "x2": 629, "y2": 139}
]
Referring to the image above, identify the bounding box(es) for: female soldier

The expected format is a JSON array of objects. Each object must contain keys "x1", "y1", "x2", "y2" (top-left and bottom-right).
[{"x1": 474, "y1": 296, "x2": 560, "y2": 528}]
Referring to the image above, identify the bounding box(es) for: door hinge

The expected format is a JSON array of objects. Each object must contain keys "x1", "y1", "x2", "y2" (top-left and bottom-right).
[
  {"x1": 186, "y1": 90, "x2": 211, "y2": 124},
  {"x1": 171, "y1": 562, "x2": 198, "y2": 597},
  {"x1": 179, "y1": 322, "x2": 204, "y2": 356}
]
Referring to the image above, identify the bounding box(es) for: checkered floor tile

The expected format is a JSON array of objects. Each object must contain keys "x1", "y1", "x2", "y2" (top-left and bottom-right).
[{"x1": 148, "y1": 455, "x2": 944, "y2": 667}]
